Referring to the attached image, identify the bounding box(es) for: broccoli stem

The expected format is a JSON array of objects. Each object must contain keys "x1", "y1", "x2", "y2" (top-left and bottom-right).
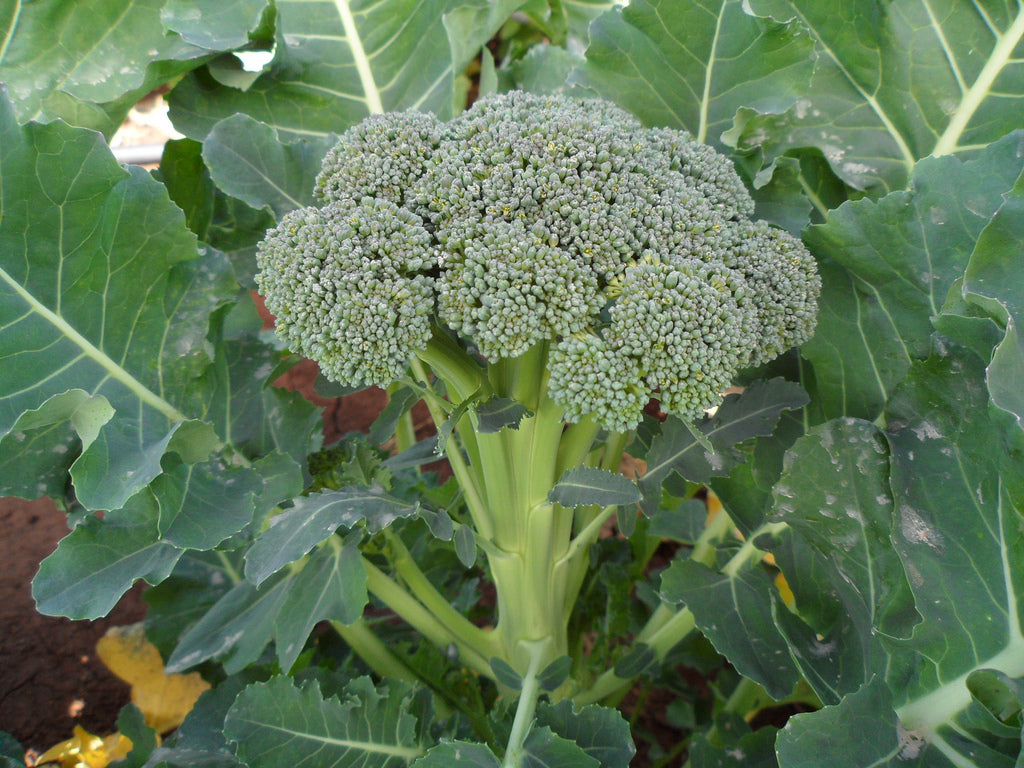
[{"x1": 362, "y1": 556, "x2": 496, "y2": 678}]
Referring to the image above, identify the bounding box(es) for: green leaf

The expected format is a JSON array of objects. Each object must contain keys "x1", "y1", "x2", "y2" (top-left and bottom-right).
[
  {"x1": 502, "y1": 44, "x2": 585, "y2": 95},
  {"x1": 661, "y1": 559, "x2": 799, "y2": 699},
  {"x1": 776, "y1": 678, "x2": 904, "y2": 768},
  {"x1": 570, "y1": 0, "x2": 814, "y2": 146},
  {"x1": 413, "y1": 742, "x2": 501, "y2": 768},
  {"x1": 883, "y1": 347, "x2": 1024, "y2": 729},
  {"x1": 158, "y1": 139, "x2": 217, "y2": 241},
  {"x1": 114, "y1": 702, "x2": 159, "y2": 768},
  {"x1": 771, "y1": 419, "x2": 916, "y2": 702},
  {"x1": 165, "y1": 574, "x2": 292, "y2": 674},
  {"x1": 370, "y1": 387, "x2": 420, "y2": 445},
  {"x1": 741, "y1": 0, "x2": 1024, "y2": 193},
  {"x1": 168, "y1": 0, "x2": 520, "y2": 141},
  {"x1": 548, "y1": 467, "x2": 640, "y2": 508},
  {"x1": 244, "y1": 487, "x2": 419, "y2": 585},
  {"x1": 161, "y1": 0, "x2": 272, "y2": 51},
  {"x1": 534, "y1": 700, "x2": 635, "y2": 768},
  {"x1": 149, "y1": 455, "x2": 259, "y2": 550},
  {"x1": 802, "y1": 136, "x2": 1024, "y2": 421},
  {"x1": 0, "y1": 92, "x2": 242, "y2": 513},
  {"x1": 688, "y1": 726, "x2": 779, "y2": 768},
  {"x1": 613, "y1": 644, "x2": 656, "y2": 679},
  {"x1": 968, "y1": 669, "x2": 1024, "y2": 727},
  {"x1": 202, "y1": 114, "x2": 332, "y2": 219},
  {"x1": 536, "y1": 657, "x2": 573, "y2": 693},
  {"x1": 771, "y1": 342, "x2": 1024, "y2": 764},
  {"x1": 963, "y1": 166, "x2": 1024, "y2": 429},
  {"x1": 489, "y1": 657, "x2": 523, "y2": 691},
  {"x1": 224, "y1": 676, "x2": 425, "y2": 767},
  {"x1": 637, "y1": 379, "x2": 807, "y2": 511},
  {"x1": 275, "y1": 541, "x2": 368, "y2": 672},
  {"x1": 0, "y1": 0, "x2": 219, "y2": 134},
  {"x1": 32, "y1": 490, "x2": 183, "y2": 619},
  {"x1": 0, "y1": 390, "x2": 113, "y2": 500},
  {"x1": 476, "y1": 397, "x2": 533, "y2": 433},
  {"x1": 143, "y1": 550, "x2": 239, "y2": 660},
  {"x1": 522, "y1": 726, "x2": 600, "y2": 768},
  {"x1": 454, "y1": 524, "x2": 477, "y2": 568}
]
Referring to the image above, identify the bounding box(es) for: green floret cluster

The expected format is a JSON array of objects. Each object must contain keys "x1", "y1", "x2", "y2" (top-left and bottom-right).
[{"x1": 256, "y1": 91, "x2": 820, "y2": 431}]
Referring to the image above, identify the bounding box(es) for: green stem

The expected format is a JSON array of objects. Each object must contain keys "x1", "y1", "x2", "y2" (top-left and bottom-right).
[
  {"x1": 387, "y1": 381, "x2": 417, "y2": 454},
  {"x1": 362, "y1": 557, "x2": 496, "y2": 679},
  {"x1": 331, "y1": 618, "x2": 419, "y2": 683},
  {"x1": 409, "y1": 357, "x2": 494, "y2": 540},
  {"x1": 555, "y1": 504, "x2": 617, "y2": 569},
  {"x1": 502, "y1": 642, "x2": 546, "y2": 768},
  {"x1": 384, "y1": 529, "x2": 502, "y2": 659},
  {"x1": 721, "y1": 521, "x2": 787, "y2": 578},
  {"x1": 555, "y1": 416, "x2": 601, "y2": 477},
  {"x1": 416, "y1": 328, "x2": 488, "y2": 403}
]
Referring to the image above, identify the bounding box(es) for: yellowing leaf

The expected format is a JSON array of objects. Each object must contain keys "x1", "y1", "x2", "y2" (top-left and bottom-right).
[
  {"x1": 35, "y1": 725, "x2": 132, "y2": 768},
  {"x1": 96, "y1": 623, "x2": 210, "y2": 733},
  {"x1": 774, "y1": 572, "x2": 795, "y2": 609}
]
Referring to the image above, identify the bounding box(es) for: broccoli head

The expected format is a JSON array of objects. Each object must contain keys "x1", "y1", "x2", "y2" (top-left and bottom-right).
[{"x1": 257, "y1": 91, "x2": 820, "y2": 431}]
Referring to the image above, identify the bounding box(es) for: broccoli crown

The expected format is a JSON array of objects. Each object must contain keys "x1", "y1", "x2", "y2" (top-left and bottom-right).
[{"x1": 257, "y1": 91, "x2": 820, "y2": 431}]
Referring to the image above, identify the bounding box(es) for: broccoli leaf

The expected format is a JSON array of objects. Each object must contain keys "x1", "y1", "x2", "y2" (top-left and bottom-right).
[
  {"x1": 803, "y1": 134, "x2": 1024, "y2": 423},
  {"x1": 570, "y1": 0, "x2": 814, "y2": 147},
  {"x1": 169, "y1": 0, "x2": 526, "y2": 141},
  {"x1": 224, "y1": 676, "x2": 425, "y2": 767},
  {"x1": 201, "y1": 114, "x2": 332, "y2": 219},
  {"x1": 963, "y1": 168, "x2": 1024, "y2": 430},
  {"x1": 739, "y1": 0, "x2": 1024, "y2": 193},
  {"x1": 636, "y1": 379, "x2": 807, "y2": 514},
  {"x1": 0, "y1": 0, "x2": 264, "y2": 136},
  {"x1": 243, "y1": 487, "x2": 418, "y2": 585},
  {"x1": 548, "y1": 467, "x2": 640, "y2": 508}
]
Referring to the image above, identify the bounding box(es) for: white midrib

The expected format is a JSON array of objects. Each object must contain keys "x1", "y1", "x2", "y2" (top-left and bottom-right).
[
  {"x1": 0, "y1": 0, "x2": 22, "y2": 64},
  {"x1": 697, "y1": 1, "x2": 727, "y2": 145},
  {"x1": 235, "y1": 719, "x2": 424, "y2": 760},
  {"x1": 0, "y1": 264, "x2": 189, "y2": 424},
  {"x1": 332, "y1": 0, "x2": 384, "y2": 114},
  {"x1": 896, "y1": 481, "x2": 1024, "y2": 739},
  {"x1": 932, "y1": 6, "x2": 1024, "y2": 156}
]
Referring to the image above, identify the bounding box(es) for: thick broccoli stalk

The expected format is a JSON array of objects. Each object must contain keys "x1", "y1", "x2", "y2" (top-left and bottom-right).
[{"x1": 256, "y1": 91, "x2": 820, "y2": 676}]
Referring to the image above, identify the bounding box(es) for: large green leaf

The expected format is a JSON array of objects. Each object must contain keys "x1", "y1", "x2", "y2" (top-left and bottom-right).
[
  {"x1": 963, "y1": 167, "x2": 1024, "y2": 429},
  {"x1": 275, "y1": 541, "x2": 368, "y2": 671},
  {"x1": 224, "y1": 676, "x2": 425, "y2": 767},
  {"x1": 771, "y1": 418, "x2": 916, "y2": 703},
  {"x1": 738, "y1": 0, "x2": 1024, "y2": 193},
  {"x1": 770, "y1": 343, "x2": 1024, "y2": 765},
  {"x1": 0, "y1": 93, "x2": 239, "y2": 506},
  {"x1": 168, "y1": 0, "x2": 525, "y2": 141},
  {"x1": 569, "y1": 0, "x2": 814, "y2": 146},
  {"x1": 165, "y1": 574, "x2": 293, "y2": 674},
  {"x1": 801, "y1": 134, "x2": 1024, "y2": 421},
  {"x1": 0, "y1": 0, "x2": 260, "y2": 135}
]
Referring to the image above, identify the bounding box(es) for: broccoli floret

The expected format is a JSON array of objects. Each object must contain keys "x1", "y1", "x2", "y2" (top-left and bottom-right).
[
  {"x1": 257, "y1": 91, "x2": 820, "y2": 431},
  {"x1": 257, "y1": 197, "x2": 437, "y2": 388}
]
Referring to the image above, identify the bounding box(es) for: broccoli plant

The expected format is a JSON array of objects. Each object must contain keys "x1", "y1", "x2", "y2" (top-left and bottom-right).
[
  {"x1": 254, "y1": 90, "x2": 819, "y2": 678},
  {"x1": 2, "y1": 1, "x2": 1024, "y2": 767}
]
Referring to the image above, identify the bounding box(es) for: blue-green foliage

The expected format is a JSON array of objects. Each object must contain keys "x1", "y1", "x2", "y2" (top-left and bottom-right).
[{"x1": 256, "y1": 91, "x2": 820, "y2": 431}]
